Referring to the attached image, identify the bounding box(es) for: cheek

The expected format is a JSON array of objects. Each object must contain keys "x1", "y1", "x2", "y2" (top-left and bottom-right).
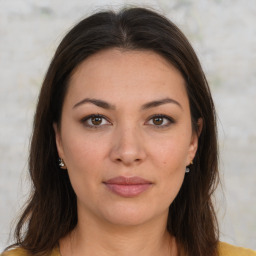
[
  {"x1": 150, "y1": 135, "x2": 190, "y2": 170},
  {"x1": 148, "y1": 135, "x2": 188, "y2": 201},
  {"x1": 61, "y1": 133, "x2": 108, "y2": 192},
  {"x1": 62, "y1": 129, "x2": 107, "y2": 167}
]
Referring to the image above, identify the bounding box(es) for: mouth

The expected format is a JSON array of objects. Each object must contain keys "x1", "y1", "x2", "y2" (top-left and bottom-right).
[{"x1": 103, "y1": 176, "x2": 153, "y2": 197}]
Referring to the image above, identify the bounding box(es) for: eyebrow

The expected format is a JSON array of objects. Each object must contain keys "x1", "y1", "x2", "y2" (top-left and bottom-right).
[
  {"x1": 73, "y1": 97, "x2": 182, "y2": 110},
  {"x1": 141, "y1": 98, "x2": 182, "y2": 110}
]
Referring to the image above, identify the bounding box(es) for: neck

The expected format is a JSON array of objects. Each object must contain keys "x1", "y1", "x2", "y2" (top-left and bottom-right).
[{"x1": 60, "y1": 210, "x2": 178, "y2": 256}]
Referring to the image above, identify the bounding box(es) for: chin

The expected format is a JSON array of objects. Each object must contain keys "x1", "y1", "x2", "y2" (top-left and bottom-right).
[
  {"x1": 99, "y1": 203, "x2": 163, "y2": 227},
  {"x1": 104, "y1": 214, "x2": 152, "y2": 227}
]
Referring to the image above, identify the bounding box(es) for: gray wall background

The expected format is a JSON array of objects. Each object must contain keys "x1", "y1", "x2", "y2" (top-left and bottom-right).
[{"x1": 0, "y1": 0, "x2": 255, "y2": 250}]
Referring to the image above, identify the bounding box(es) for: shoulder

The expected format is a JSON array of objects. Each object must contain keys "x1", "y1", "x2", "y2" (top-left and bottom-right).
[
  {"x1": 1, "y1": 247, "x2": 60, "y2": 256},
  {"x1": 1, "y1": 248, "x2": 30, "y2": 256},
  {"x1": 219, "y1": 242, "x2": 256, "y2": 256}
]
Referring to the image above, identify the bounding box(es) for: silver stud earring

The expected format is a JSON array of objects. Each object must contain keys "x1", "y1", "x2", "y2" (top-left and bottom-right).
[
  {"x1": 185, "y1": 160, "x2": 194, "y2": 174},
  {"x1": 59, "y1": 158, "x2": 66, "y2": 169}
]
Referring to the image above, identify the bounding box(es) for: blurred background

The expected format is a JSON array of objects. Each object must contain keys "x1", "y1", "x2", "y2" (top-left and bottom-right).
[{"x1": 0, "y1": 0, "x2": 255, "y2": 250}]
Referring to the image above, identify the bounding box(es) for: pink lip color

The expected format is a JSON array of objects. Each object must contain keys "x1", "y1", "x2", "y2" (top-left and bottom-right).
[{"x1": 103, "y1": 176, "x2": 152, "y2": 197}]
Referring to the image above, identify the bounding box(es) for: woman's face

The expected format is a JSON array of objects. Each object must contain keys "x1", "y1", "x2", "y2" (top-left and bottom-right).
[{"x1": 54, "y1": 48, "x2": 199, "y2": 227}]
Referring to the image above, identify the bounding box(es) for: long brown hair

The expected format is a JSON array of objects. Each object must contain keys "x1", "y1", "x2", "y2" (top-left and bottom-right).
[{"x1": 8, "y1": 7, "x2": 219, "y2": 256}]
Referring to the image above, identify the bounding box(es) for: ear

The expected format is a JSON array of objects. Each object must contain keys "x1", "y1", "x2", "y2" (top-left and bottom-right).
[
  {"x1": 53, "y1": 122, "x2": 65, "y2": 159},
  {"x1": 186, "y1": 118, "x2": 203, "y2": 165}
]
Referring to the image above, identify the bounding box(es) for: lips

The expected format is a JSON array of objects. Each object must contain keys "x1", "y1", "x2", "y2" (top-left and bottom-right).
[{"x1": 103, "y1": 176, "x2": 153, "y2": 197}]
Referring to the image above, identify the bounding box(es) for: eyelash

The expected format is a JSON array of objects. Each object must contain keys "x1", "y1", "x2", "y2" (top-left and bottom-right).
[
  {"x1": 146, "y1": 114, "x2": 175, "y2": 128},
  {"x1": 81, "y1": 114, "x2": 175, "y2": 129}
]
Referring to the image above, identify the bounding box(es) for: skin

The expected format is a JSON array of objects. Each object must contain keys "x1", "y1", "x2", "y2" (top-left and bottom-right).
[{"x1": 54, "y1": 48, "x2": 201, "y2": 256}]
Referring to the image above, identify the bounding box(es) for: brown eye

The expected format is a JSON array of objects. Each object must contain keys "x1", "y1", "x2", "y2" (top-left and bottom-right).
[
  {"x1": 147, "y1": 114, "x2": 174, "y2": 128},
  {"x1": 91, "y1": 116, "x2": 102, "y2": 125},
  {"x1": 82, "y1": 114, "x2": 111, "y2": 129},
  {"x1": 152, "y1": 117, "x2": 164, "y2": 125}
]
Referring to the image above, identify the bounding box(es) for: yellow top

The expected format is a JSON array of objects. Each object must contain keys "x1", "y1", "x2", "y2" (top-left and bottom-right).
[
  {"x1": 218, "y1": 242, "x2": 256, "y2": 256},
  {"x1": 1, "y1": 246, "x2": 59, "y2": 256},
  {"x1": 2, "y1": 242, "x2": 256, "y2": 255}
]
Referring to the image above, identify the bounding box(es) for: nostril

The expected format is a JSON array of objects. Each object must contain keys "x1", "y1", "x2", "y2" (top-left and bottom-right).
[{"x1": 115, "y1": 157, "x2": 141, "y2": 164}]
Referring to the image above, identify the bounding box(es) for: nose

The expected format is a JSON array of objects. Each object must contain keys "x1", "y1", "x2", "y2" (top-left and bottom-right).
[{"x1": 109, "y1": 125, "x2": 147, "y2": 166}]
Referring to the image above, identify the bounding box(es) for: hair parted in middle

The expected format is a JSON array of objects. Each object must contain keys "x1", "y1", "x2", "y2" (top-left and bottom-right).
[{"x1": 13, "y1": 7, "x2": 219, "y2": 256}]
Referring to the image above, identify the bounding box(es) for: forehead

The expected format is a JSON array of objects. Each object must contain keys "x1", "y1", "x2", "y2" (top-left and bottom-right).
[{"x1": 66, "y1": 48, "x2": 188, "y2": 107}]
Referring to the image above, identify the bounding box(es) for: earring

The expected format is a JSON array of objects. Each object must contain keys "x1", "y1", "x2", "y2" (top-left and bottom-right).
[
  {"x1": 58, "y1": 158, "x2": 67, "y2": 169},
  {"x1": 186, "y1": 160, "x2": 193, "y2": 173}
]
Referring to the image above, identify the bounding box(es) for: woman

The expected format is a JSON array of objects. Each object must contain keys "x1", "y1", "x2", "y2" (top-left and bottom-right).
[{"x1": 2, "y1": 7, "x2": 255, "y2": 256}]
